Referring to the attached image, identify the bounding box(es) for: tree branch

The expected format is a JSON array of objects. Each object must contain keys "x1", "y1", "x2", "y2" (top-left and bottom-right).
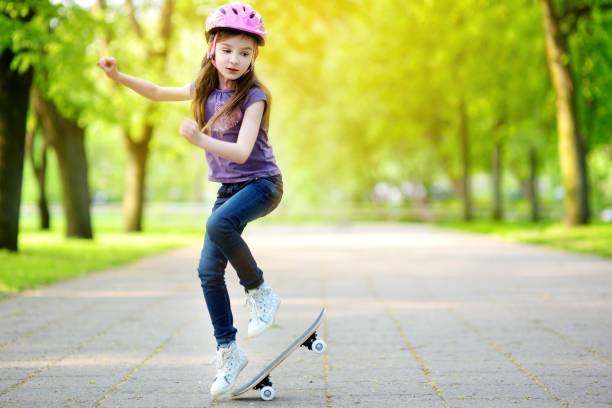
[
  {"x1": 124, "y1": 0, "x2": 144, "y2": 39},
  {"x1": 559, "y1": 3, "x2": 612, "y2": 21}
]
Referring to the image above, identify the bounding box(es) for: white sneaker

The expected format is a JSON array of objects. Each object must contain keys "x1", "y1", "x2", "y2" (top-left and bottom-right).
[
  {"x1": 210, "y1": 341, "x2": 248, "y2": 398},
  {"x1": 245, "y1": 282, "x2": 280, "y2": 338}
]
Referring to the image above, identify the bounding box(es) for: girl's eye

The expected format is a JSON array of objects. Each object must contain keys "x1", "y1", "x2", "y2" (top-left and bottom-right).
[
  {"x1": 241, "y1": 53, "x2": 250, "y2": 57},
  {"x1": 222, "y1": 49, "x2": 231, "y2": 53}
]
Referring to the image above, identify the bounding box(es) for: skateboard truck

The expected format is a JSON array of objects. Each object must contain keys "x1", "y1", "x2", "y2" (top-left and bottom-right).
[
  {"x1": 253, "y1": 375, "x2": 275, "y2": 401},
  {"x1": 301, "y1": 331, "x2": 327, "y2": 353}
]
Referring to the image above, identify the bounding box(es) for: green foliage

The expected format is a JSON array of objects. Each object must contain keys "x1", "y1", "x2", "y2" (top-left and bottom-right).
[
  {"x1": 1, "y1": 0, "x2": 100, "y2": 119},
  {"x1": 589, "y1": 145, "x2": 612, "y2": 208},
  {"x1": 569, "y1": 2, "x2": 612, "y2": 149},
  {"x1": 12, "y1": 0, "x2": 612, "y2": 219}
]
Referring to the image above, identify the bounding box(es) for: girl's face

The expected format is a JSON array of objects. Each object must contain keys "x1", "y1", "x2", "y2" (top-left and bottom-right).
[{"x1": 215, "y1": 34, "x2": 257, "y2": 81}]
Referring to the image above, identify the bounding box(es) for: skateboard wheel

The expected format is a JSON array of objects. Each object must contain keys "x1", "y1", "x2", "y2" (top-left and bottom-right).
[
  {"x1": 312, "y1": 339, "x2": 326, "y2": 353},
  {"x1": 260, "y1": 386, "x2": 275, "y2": 401}
]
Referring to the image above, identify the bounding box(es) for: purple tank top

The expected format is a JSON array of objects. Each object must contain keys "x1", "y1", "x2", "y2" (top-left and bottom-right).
[{"x1": 204, "y1": 87, "x2": 281, "y2": 183}]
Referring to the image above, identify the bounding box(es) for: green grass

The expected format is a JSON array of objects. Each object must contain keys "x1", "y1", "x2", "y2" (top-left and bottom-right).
[
  {"x1": 1, "y1": 205, "x2": 206, "y2": 296},
  {"x1": 436, "y1": 220, "x2": 612, "y2": 259},
  {"x1": 0, "y1": 231, "x2": 199, "y2": 296}
]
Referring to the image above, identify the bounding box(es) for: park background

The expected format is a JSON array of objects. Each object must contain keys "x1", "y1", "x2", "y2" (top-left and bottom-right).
[{"x1": 1, "y1": 0, "x2": 612, "y2": 294}]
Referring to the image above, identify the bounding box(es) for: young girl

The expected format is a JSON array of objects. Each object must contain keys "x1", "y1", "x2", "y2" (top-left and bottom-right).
[{"x1": 97, "y1": 2, "x2": 282, "y2": 398}]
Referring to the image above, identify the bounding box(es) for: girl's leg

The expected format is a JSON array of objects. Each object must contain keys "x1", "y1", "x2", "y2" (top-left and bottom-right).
[
  {"x1": 197, "y1": 197, "x2": 247, "y2": 346},
  {"x1": 205, "y1": 177, "x2": 283, "y2": 291}
]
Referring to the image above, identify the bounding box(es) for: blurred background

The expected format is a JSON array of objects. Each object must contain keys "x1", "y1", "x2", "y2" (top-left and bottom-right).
[{"x1": 1, "y1": 0, "x2": 611, "y2": 291}]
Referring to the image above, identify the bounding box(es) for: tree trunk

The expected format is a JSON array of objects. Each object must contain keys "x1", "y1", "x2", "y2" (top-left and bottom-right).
[
  {"x1": 0, "y1": 49, "x2": 33, "y2": 252},
  {"x1": 119, "y1": 0, "x2": 174, "y2": 231},
  {"x1": 527, "y1": 146, "x2": 541, "y2": 222},
  {"x1": 31, "y1": 86, "x2": 93, "y2": 239},
  {"x1": 491, "y1": 141, "x2": 503, "y2": 221},
  {"x1": 123, "y1": 126, "x2": 152, "y2": 232},
  {"x1": 458, "y1": 99, "x2": 473, "y2": 221},
  {"x1": 26, "y1": 116, "x2": 50, "y2": 230},
  {"x1": 539, "y1": 0, "x2": 590, "y2": 225}
]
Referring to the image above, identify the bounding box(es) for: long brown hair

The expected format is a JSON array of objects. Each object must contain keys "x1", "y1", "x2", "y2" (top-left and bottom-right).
[{"x1": 191, "y1": 30, "x2": 272, "y2": 135}]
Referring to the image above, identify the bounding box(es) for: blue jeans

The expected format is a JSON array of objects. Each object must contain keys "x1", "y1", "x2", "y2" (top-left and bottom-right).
[{"x1": 197, "y1": 175, "x2": 283, "y2": 346}]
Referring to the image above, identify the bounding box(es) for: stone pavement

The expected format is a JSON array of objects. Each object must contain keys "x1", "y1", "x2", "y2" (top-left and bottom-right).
[{"x1": 0, "y1": 223, "x2": 611, "y2": 408}]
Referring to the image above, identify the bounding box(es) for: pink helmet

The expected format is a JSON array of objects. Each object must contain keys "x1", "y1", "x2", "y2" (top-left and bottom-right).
[{"x1": 205, "y1": 3, "x2": 266, "y2": 46}]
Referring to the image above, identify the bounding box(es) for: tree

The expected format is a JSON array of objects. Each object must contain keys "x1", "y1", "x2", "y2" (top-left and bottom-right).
[
  {"x1": 96, "y1": 0, "x2": 175, "y2": 231},
  {"x1": 0, "y1": 2, "x2": 37, "y2": 251},
  {"x1": 31, "y1": 85, "x2": 92, "y2": 238},
  {"x1": 25, "y1": 113, "x2": 50, "y2": 230},
  {"x1": 539, "y1": 0, "x2": 592, "y2": 225},
  {"x1": 0, "y1": 48, "x2": 32, "y2": 251},
  {"x1": 2, "y1": 0, "x2": 98, "y2": 240}
]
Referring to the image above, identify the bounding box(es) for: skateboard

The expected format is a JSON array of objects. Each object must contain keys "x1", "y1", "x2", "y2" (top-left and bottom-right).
[{"x1": 230, "y1": 308, "x2": 327, "y2": 401}]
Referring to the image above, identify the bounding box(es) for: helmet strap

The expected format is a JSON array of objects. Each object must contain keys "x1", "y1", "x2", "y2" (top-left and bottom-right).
[{"x1": 207, "y1": 32, "x2": 218, "y2": 63}]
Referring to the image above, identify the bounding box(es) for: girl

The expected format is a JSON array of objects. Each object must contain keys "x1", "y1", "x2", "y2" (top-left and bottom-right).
[{"x1": 97, "y1": 2, "x2": 282, "y2": 398}]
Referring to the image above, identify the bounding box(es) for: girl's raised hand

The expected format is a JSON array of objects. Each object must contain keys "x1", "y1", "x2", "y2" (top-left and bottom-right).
[
  {"x1": 97, "y1": 57, "x2": 119, "y2": 81},
  {"x1": 180, "y1": 118, "x2": 205, "y2": 146}
]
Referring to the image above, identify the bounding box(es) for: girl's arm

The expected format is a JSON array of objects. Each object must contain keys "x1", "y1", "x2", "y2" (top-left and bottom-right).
[
  {"x1": 180, "y1": 101, "x2": 265, "y2": 164},
  {"x1": 97, "y1": 57, "x2": 193, "y2": 101},
  {"x1": 117, "y1": 72, "x2": 194, "y2": 101}
]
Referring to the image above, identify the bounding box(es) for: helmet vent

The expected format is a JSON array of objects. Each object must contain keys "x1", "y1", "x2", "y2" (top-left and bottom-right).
[{"x1": 231, "y1": 7, "x2": 238, "y2": 14}]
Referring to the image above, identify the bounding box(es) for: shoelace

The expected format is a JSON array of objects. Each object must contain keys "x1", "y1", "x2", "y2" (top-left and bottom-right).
[
  {"x1": 215, "y1": 348, "x2": 228, "y2": 369},
  {"x1": 215, "y1": 347, "x2": 239, "y2": 372},
  {"x1": 245, "y1": 290, "x2": 266, "y2": 320}
]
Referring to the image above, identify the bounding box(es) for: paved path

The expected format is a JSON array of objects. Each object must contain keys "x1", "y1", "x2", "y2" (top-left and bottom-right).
[{"x1": 0, "y1": 224, "x2": 611, "y2": 407}]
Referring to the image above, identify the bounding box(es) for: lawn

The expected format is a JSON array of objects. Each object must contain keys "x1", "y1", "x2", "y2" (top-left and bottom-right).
[
  {"x1": 436, "y1": 220, "x2": 612, "y2": 259},
  {"x1": 0, "y1": 231, "x2": 200, "y2": 295},
  {"x1": 0, "y1": 204, "x2": 204, "y2": 296}
]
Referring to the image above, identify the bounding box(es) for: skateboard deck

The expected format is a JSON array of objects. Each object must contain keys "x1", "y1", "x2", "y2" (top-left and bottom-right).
[{"x1": 231, "y1": 308, "x2": 327, "y2": 401}]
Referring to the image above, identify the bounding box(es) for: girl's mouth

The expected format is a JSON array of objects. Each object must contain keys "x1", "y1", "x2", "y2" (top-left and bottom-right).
[{"x1": 226, "y1": 68, "x2": 239, "y2": 73}]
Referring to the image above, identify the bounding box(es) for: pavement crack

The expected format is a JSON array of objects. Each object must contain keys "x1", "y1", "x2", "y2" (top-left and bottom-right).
[
  {"x1": 0, "y1": 287, "x2": 183, "y2": 398},
  {"x1": 535, "y1": 326, "x2": 612, "y2": 368},
  {"x1": 94, "y1": 316, "x2": 197, "y2": 407},
  {"x1": 0, "y1": 301, "x2": 99, "y2": 351},
  {"x1": 448, "y1": 308, "x2": 569, "y2": 408},
  {"x1": 472, "y1": 286, "x2": 612, "y2": 369},
  {"x1": 366, "y1": 276, "x2": 452, "y2": 408}
]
